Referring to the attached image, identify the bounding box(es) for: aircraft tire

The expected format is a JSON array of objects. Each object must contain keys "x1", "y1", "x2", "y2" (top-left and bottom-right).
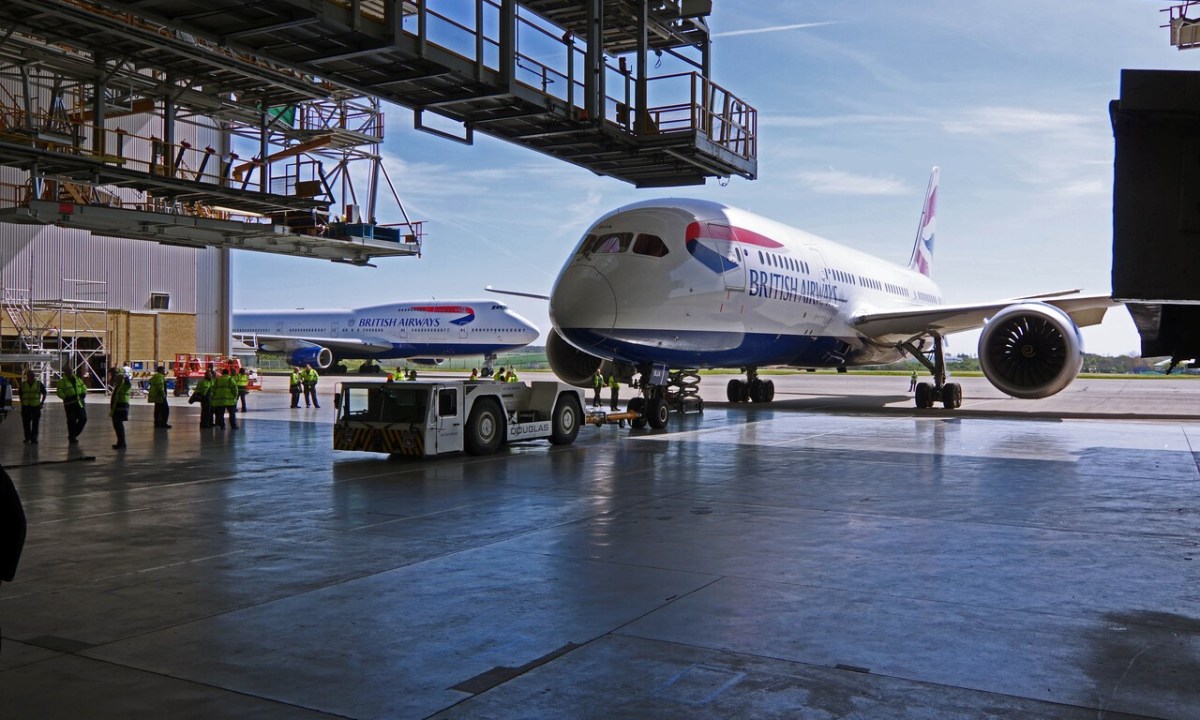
[
  {"x1": 915, "y1": 382, "x2": 932, "y2": 409},
  {"x1": 549, "y1": 394, "x2": 582, "y2": 445},
  {"x1": 749, "y1": 378, "x2": 766, "y2": 403},
  {"x1": 647, "y1": 397, "x2": 669, "y2": 429},
  {"x1": 727, "y1": 379, "x2": 744, "y2": 403},
  {"x1": 942, "y1": 382, "x2": 962, "y2": 409},
  {"x1": 628, "y1": 397, "x2": 647, "y2": 428},
  {"x1": 764, "y1": 380, "x2": 775, "y2": 402},
  {"x1": 465, "y1": 399, "x2": 504, "y2": 455}
]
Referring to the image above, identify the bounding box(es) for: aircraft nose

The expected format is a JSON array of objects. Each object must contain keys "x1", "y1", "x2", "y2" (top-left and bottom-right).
[{"x1": 550, "y1": 264, "x2": 617, "y2": 346}]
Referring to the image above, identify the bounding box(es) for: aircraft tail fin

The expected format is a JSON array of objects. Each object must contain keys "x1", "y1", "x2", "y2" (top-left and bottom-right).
[{"x1": 908, "y1": 166, "x2": 939, "y2": 277}]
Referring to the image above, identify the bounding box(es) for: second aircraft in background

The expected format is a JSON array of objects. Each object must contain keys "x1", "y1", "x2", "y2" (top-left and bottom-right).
[{"x1": 233, "y1": 300, "x2": 539, "y2": 373}]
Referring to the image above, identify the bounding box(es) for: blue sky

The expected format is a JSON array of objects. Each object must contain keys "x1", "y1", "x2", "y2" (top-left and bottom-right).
[{"x1": 234, "y1": 1, "x2": 1197, "y2": 357}]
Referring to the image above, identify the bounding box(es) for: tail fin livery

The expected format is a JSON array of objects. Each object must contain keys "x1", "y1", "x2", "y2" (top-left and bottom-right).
[{"x1": 908, "y1": 166, "x2": 939, "y2": 277}]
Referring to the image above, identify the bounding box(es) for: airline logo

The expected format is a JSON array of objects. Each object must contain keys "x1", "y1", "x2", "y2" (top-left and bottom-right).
[
  {"x1": 410, "y1": 305, "x2": 476, "y2": 326},
  {"x1": 911, "y1": 169, "x2": 938, "y2": 277},
  {"x1": 684, "y1": 222, "x2": 783, "y2": 275}
]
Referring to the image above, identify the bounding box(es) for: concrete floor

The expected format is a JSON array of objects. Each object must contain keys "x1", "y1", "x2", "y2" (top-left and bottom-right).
[{"x1": 2, "y1": 372, "x2": 1198, "y2": 719}]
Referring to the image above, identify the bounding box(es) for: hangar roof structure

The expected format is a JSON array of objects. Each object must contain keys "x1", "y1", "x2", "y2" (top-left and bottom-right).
[{"x1": 0, "y1": 0, "x2": 757, "y2": 263}]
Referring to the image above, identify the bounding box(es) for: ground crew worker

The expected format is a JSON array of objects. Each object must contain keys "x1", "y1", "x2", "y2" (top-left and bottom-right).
[
  {"x1": 407, "y1": 368, "x2": 418, "y2": 381},
  {"x1": 591, "y1": 369, "x2": 603, "y2": 407},
  {"x1": 909, "y1": 370, "x2": 918, "y2": 392},
  {"x1": 19, "y1": 369, "x2": 46, "y2": 445},
  {"x1": 288, "y1": 367, "x2": 302, "y2": 408},
  {"x1": 56, "y1": 366, "x2": 88, "y2": 443},
  {"x1": 109, "y1": 367, "x2": 132, "y2": 449},
  {"x1": 301, "y1": 364, "x2": 320, "y2": 408},
  {"x1": 234, "y1": 367, "x2": 250, "y2": 412},
  {"x1": 608, "y1": 374, "x2": 620, "y2": 410},
  {"x1": 194, "y1": 370, "x2": 215, "y2": 428},
  {"x1": 505, "y1": 368, "x2": 519, "y2": 382},
  {"x1": 469, "y1": 368, "x2": 479, "y2": 381},
  {"x1": 212, "y1": 368, "x2": 238, "y2": 429},
  {"x1": 148, "y1": 365, "x2": 171, "y2": 428},
  {"x1": 494, "y1": 366, "x2": 506, "y2": 381}
]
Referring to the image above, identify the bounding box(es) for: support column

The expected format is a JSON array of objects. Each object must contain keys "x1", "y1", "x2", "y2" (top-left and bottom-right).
[
  {"x1": 635, "y1": 1, "x2": 648, "y2": 132},
  {"x1": 584, "y1": 0, "x2": 604, "y2": 122},
  {"x1": 92, "y1": 55, "x2": 106, "y2": 157},
  {"x1": 498, "y1": 0, "x2": 516, "y2": 91}
]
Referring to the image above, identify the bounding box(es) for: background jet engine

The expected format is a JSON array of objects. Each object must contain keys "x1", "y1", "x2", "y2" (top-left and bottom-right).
[
  {"x1": 410, "y1": 358, "x2": 446, "y2": 366},
  {"x1": 286, "y1": 344, "x2": 334, "y2": 370},
  {"x1": 978, "y1": 302, "x2": 1083, "y2": 399}
]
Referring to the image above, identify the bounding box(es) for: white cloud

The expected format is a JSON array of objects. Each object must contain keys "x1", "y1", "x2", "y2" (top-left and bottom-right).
[
  {"x1": 941, "y1": 107, "x2": 1091, "y2": 136},
  {"x1": 713, "y1": 22, "x2": 838, "y2": 38},
  {"x1": 794, "y1": 168, "x2": 911, "y2": 196}
]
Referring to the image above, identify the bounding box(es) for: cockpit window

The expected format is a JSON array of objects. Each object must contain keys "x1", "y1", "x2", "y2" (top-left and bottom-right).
[
  {"x1": 632, "y1": 234, "x2": 669, "y2": 257},
  {"x1": 580, "y1": 232, "x2": 632, "y2": 255}
]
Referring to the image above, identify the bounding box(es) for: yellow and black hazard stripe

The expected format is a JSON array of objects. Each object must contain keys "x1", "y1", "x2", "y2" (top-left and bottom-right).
[{"x1": 334, "y1": 425, "x2": 425, "y2": 456}]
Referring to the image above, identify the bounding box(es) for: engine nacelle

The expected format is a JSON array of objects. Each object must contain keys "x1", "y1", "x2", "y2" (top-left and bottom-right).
[
  {"x1": 978, "y1": 302, "x2": 1083, "y2": 399},
  {"x1": 409, "y1": 358, "x2": 446, "y2": 366},
  {"x1": 287, "y1": 344, "x2": 333, "y2": 370},
  {"x1": 547, "y1": 329, "x2": 604, "y2": 387}
]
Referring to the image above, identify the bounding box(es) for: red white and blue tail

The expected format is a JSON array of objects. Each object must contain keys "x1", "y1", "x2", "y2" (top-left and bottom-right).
[{"x1": 908, "y1": 166, "x2": 938, "y2": 278}]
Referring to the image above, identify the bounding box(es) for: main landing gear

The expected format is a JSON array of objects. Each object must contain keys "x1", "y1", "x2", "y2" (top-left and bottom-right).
[
  {"x1": 900, "y1": 333, "x2": 962, "y2": 409},
  {"x1": 727, "y1": 367, "x2": 775, "y2": 404}
]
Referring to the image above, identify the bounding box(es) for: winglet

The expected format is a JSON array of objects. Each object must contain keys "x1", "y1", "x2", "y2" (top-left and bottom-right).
[{"x1": 908, "y1": 167, "x2": 939, "y2": 278}]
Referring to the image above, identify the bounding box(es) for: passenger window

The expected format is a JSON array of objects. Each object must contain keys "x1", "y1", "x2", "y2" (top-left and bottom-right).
[
  {"x1": 438, "y1": 389, "x2": 457, "y2": 417},
  {"x1": 632, "y1": 234, "x2": 669, "y2": 257}
]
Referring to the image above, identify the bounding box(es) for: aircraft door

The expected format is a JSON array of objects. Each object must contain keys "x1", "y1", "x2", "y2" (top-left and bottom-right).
[
  {"x1": 433, "y1": 386, "x2": 462, "y2": 452},
  {"x1": 704, "y1": 223, "x2": 747, "y2": 292}
]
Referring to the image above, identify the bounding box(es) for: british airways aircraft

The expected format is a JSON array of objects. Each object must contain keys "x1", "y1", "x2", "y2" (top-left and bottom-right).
[
  {"x1": 545, "y1": 168, "x2": 1118, "y2": 428},
  {"x1": 232, "y1": 301, "x2": 539, "y2": 372}
]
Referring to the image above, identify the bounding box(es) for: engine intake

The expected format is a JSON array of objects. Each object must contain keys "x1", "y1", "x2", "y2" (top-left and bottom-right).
[
  {"x1": 978, "y1": 302, "x2": 1083, "y2": 399},
  {"x1": 287, "y1": 345, "x2": 333, "y2": 370},
  {"x1": 546, "y1": 329, "x2": 603, "y2": 387}
]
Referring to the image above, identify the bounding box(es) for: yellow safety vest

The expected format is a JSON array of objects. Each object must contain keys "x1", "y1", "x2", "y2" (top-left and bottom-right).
[{"x1": 20, "y1": 380, "x2": 45, "y2": 407}]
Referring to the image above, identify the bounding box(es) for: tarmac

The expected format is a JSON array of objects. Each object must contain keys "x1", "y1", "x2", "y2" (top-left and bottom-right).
[{"x1": 1, "y1": 371, "x2": 1199, "y2": 719}]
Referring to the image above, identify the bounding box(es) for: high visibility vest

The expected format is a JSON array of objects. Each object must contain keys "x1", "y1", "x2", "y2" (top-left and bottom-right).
[
  {"x1": 212, "y1": 375, "x2": 237, "y2": 406},
  {"x1": 302, "y1": 369, "x2": 319, "y2": 385},
  {"x1": 593, "y1": 374, "x2": 602, "y2": 390},
  {"x1": 608, "y1": 376, "x2": 620, "y2": 390},
  {"x1": 20, "y1": 380, "x2": 45, "y2": 407},
  {"x1": 289, "y1": 372, "x2": 301, "y2": 388},
  {"x1": 234, "y1": 373, "x2": 250, "y2": 389},
  {"x1": 56, "y1": 376, "x2": 87, "y2": 404},
  {"x1": 111, "y1": 378, "x2": 132, "y2": 406},
  {"x1": 148, "y1": 372, "x2": 167, "y2": 402},
  {"x1": 195, "y1": 378, "x2": 213, "y2": 397}
]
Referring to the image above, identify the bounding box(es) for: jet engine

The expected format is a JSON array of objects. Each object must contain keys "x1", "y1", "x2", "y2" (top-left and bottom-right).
[
  {"x1": 410, "y1": 358, "x2": 446, "y2": 366},
  {"x1": 287, "y1": 344, "x2": 333, "y2": 370},
  {"x1": 546, "y1": 329, "x2": 604, "y2": 386},
  {"x1": 978, "y1": 302, "x2": 1083, "y2": 399}
]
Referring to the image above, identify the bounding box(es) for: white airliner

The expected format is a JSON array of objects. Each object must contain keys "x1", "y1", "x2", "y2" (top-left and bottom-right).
[
  {"x1": 232, "y1": 300, "x2": 539, "y2": 372},
  {"x1": 544, "y1": 168, "x2": 1118, "y2": 428}
]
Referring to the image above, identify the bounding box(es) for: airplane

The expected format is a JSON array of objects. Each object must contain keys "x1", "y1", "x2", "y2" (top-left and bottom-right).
[
  {"x1": 543, "y1": 167, "x2": 1120, "y2": 428},
  {"x1": 232, "y1": 300, "x2": 540, "y2": 373}
]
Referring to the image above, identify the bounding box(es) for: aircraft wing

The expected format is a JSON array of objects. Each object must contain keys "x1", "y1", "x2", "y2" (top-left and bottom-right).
[
  {"x1": 243, "y1": 334, "x2": 395, "y2": 355},
  {"x1": 852, "y1": 294, "x2": 1119, "y2": 340}
]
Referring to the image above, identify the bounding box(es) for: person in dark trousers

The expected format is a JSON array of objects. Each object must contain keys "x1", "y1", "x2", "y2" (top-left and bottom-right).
[
  {"x1": 591, "y1": 369, "x2": 603, "y2": 407},
  {"x1": 301, "y1": 364, "x2": 320, "y2": 408},
  {"x1": 235, "y1": 367, "x2": 250, "y2": 412},
  {"x1": 194, "y1": 369, "x2": 215, "y2": 428},
  {"x1": 148, "y1": 365, "x2": 171, "y2": 428},
  {"x1": 608, "y1": 374, "x2": 620, "y2": 411},
  {"x1": 55, "y1": 366, "x2": 88, "y2": 443},
  {"x1": 212, "y1": 368, "x2": 239, "y2": 429},
  {"x1": 1, "y1": 464, "x2": 28, "y2": 654},
  {"x1": 19, "y1": 369, "x2": 46, "y2": 444},
  {"x1": 109, "y1": 367, "x2": 131, "y2": 449},
  {"x1": 288, "y1": 367, "x2": 302, "y2": 408}
]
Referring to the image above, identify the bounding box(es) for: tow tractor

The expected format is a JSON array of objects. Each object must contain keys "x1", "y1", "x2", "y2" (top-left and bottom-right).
[{"x1": 333, "y1": 379, "x2": 585, "y2": 456}]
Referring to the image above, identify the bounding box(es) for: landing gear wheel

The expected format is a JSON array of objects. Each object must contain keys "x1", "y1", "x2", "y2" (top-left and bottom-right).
[
  {"x1": 942, "y1": 382, "x2": 962, "y2": 410},
  {"x1": 749, "y1": 378, "x2": 766, "y2": 403},
  {"x1": 915, "y1": 382, "x2": 933, "y2": 409},
  {"x1": 647, "y1": 397, "x2": 669, "y2": 429},
  {"x1": 764, "y1": 379, "x2": 775, "y2": 402},
  {"x1": 549, "y1": 394, "x2": 582, "y2": 445},
  {"x1": 727, "y1": 379, "x2": 744, "y2": 403},
  {"x1": 464, "y1": 399, "x2": 503, "y2": 455},
  {"x1": 628, "y1": 397, "x2": 647, "y2": 429}
]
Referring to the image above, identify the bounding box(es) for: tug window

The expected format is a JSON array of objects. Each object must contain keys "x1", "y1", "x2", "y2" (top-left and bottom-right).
[{"x1": 632, "y1": 234, "x2": 669, "y2": 257}]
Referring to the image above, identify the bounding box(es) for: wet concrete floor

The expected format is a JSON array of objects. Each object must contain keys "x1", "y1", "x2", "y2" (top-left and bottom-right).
[{"x1": 1, "y1": 372, "x2": 1199, "y2": 719}]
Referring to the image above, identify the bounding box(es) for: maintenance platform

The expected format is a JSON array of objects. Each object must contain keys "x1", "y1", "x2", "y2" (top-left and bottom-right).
[{"x1": 1, "y1": 373, "x2": 1197, "y2": 718}]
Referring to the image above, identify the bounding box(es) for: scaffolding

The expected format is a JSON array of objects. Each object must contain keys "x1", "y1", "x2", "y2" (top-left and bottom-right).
[
  {"x1": 1, "y1": 279, "x2": 109, "y2": 390},
  {"x1": 1166, "y1": 2, "x2": 1200, "y2": 49}
]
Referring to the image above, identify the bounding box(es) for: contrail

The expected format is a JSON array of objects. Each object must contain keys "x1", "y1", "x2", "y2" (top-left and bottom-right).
[{"x1": 713, "y1": 21, "x2": 836, "y2": 38}]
